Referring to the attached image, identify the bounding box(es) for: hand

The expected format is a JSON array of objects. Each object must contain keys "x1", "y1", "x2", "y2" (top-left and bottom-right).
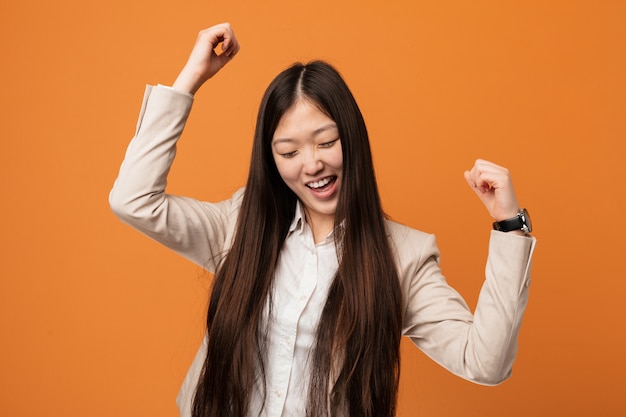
[
  {"x1": 464, "y1": 159, "x2": 521, "y2": 222},
  {"x1": 172, "y1": 23, "x2": 240, "y2": 95}
]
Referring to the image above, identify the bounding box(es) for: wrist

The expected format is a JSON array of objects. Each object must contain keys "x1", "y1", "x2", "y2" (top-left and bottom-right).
[
  {"x1": 493, "y1": 208, "x2": 532, "y2": 234},
  {"x1": 173, "y1": 68, "x2": 205, "y2": 95}
]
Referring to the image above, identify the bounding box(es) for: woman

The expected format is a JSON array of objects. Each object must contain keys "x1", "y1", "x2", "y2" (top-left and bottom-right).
[{"x1": 110, "y1": 23, "x2": 536, "y2": 417}]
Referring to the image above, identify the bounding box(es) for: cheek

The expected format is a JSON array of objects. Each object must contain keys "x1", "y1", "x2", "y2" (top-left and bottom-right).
[
  {"x1": 330, "y1": 147, "x2": 344, "y2": 171},
  {"x1": 273, "y1": 157, "x2": 299, "y2": 184}
]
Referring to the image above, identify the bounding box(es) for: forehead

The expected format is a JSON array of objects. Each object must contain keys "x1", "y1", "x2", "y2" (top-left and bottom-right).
[{"x1": 272, "y1": 99, "x2": 337, "y2": 141}]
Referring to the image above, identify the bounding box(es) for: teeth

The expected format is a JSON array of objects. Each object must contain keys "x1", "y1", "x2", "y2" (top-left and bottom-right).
[{"x1": 307, "y1": 177, "x2": 332, "y2": 189}]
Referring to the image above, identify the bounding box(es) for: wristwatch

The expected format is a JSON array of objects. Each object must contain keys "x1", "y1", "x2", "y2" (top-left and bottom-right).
[{"x1": 493, "y1": 208, "x2": 532, "y2": 233}]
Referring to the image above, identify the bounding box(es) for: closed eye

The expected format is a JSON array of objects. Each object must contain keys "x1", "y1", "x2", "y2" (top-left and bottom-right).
[
  {"x1": 319, "y1": 138, "x2": 340, "y2": 148},
  {"x1": 280, "y1": 150, "x2": 298, "y2": 158}
]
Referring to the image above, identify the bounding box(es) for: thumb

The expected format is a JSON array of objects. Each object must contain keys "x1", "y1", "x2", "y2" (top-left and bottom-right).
[{"x1": 464, "y1": 170, "x2": 484, "y2": 196}]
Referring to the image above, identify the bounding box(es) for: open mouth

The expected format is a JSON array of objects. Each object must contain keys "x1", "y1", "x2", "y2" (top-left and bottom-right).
[{"x1": 306, "y1": 176, "x2": 337, "y2": 191}]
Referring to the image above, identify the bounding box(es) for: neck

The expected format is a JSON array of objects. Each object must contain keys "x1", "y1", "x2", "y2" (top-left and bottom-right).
[{"x1": 304, "y1": 209, "x2": 335, "y2": 244}]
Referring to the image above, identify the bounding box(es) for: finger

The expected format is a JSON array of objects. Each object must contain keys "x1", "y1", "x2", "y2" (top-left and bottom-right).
[
  {"x1": 465, "y1": 169, "x2": 489, "y2": 195},
  {"x1": 464, "y1": 170, "x2": 480, "y2": 194},
  {"x1": 197, "y1": 23, "x2": 229, "y2": 51},
  {"x1": 197, "y1": 28, "x2": 221, "y2": 50},
  {"x1": 221, "y1": 42, "x2": 240, "y2": 61},
  {"x1": 467, "y1": 164, "x2": 488, "y2": 193},
  {"x1": 219, "y1": 24, "x2": 239, "y2": 56},
  {"x1": 470, "y1": 159, "x2": 507, "y2": 191},
  {"x1": 228, "y1": 41, "x2": 241, "y2": 57}
]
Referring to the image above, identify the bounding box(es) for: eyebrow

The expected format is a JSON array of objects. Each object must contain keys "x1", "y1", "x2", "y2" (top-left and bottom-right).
[{"x1": 272, "y1": 123, "x2": 338, "y2": 144}]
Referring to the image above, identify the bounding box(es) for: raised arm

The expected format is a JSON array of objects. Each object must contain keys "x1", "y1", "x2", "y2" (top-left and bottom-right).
[
  {"x1": 399, "y1": 160, "x2": 535, "y2": 385},
  {"x1": 109, "y1": 24, "x2": 242, "y2": 270}
]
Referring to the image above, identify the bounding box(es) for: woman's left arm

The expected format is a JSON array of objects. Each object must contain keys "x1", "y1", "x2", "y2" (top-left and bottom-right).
[{"x1": 399, "y1": 160, "x2": 536, "y2": 384}]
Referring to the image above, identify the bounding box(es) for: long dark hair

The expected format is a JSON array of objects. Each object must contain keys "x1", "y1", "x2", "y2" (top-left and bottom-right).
[{"x1": 192, "y1": 61, "x2": 403, "y2": 417}]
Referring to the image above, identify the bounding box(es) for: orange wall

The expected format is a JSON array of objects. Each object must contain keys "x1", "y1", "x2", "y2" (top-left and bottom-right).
[{"x1": 1, "y1": 1, "x2": 624, "y2": 416}]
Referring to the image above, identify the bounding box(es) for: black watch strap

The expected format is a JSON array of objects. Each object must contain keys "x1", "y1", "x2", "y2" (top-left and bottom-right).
[{"x1": 493, "y1": 208, "x2": 532, "y2": 233}]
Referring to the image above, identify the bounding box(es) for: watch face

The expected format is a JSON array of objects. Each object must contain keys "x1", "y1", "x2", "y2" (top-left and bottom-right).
[{"x1": 521, "y1": 208, "x2": 532, "y2": 233}]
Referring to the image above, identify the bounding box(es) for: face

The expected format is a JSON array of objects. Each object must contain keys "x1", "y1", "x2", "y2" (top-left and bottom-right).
[{"x1": 271, "y1": 99, "x2": 343, "y2": 227}]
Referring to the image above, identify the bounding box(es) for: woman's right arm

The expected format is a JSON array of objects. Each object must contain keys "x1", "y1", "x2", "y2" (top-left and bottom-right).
[{"x1": 109, "y1": 24, "x2": 241, "y2": 271}]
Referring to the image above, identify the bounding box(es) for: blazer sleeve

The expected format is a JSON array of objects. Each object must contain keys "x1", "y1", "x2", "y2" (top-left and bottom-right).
[
  {"x1": 109, "y1": 85, "x2": 241, "y2": 272},
  {"x1": 391, "y1": 222, "x2": 536, "y2": 385}
]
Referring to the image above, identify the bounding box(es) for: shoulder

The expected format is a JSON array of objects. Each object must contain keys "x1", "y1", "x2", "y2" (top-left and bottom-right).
[
  {"x1": 385, "y1": 219, "x2": 435, "y2": 253},
  {"x1": 203, "y1": 187, "x2": 245, "y2": 238},
  {"x1": 384, "y1": 219, "x2": 440, "y2": 278},
  {"x1": 214, "y1": 186, "x2": 245, "y2": 212}
]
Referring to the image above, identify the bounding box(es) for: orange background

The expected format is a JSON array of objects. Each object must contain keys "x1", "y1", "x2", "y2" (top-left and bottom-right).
[{"x1": 1, "y1": 1, "x2": 625, "y2": 416}]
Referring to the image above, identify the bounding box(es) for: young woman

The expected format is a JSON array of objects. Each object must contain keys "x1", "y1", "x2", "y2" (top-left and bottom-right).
[{"x1": 110, "y1": 23, "x2": 536, "y2": 417}]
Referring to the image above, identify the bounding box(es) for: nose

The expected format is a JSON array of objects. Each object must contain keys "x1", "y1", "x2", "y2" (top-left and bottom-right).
[{"x1": 302, "y1": 148, "x2": 323, "y2": 176}]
